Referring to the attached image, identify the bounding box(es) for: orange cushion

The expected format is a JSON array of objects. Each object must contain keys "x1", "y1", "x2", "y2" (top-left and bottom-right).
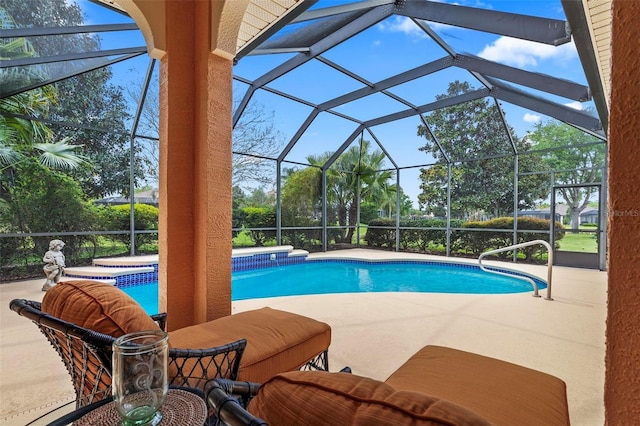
[
  {"x1": 41, "y1": 280, "x2": 159, "y2": 337},
  {"x1": 248, "y1": 371, "x2": 492, "y2": 425},
  {"x1": 384, "y1": 346, "x2": 570, "y2": 426},
  {"x1": 169, "y1": 307, "x2": 331, "y2": 383}
]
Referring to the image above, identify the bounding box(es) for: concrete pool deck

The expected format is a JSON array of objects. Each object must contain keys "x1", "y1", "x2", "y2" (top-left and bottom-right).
[{"x1": 0, "y1": 249, "x2": 607, "y2": 425}]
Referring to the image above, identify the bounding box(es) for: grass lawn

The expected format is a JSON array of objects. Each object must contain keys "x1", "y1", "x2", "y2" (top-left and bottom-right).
[{"x1": 557, "y1": 231, "x2": 598, "y2": 253}]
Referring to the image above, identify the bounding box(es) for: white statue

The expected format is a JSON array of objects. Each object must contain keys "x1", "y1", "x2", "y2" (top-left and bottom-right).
[{"x1": 42, "y1": 239, "x2": 65, "y2": 291}]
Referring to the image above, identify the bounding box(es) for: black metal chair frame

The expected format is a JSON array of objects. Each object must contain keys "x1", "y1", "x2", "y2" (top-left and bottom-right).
[
  {"x1": 205, "y1": 379, "x2": 266, "y2": 426},
  {"x1": 205, "y1": 367, "x2": 349, "y2": 426},
  {"x1": 10, "y1": 299, "x2": 247, "y2": 408}
]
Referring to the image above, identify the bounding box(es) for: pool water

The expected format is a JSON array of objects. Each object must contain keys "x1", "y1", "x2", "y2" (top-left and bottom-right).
[{"x1": 123, "y1": 260, "x2": 545, "y2": 315}]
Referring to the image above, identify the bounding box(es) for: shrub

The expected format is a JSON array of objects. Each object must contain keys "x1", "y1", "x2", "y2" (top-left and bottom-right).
[
  {"x1": 453, "y1": 217, "x2": 564, "y2": 258},
  {"x1": 365, "y1": 219, "x2": 396, "y2": 248},
  {"x1": 281, "y1": 221, "x2": 322, "y2": 251},
  {"x1": 99, "y1": 203, "x2": 159, "y2": 253},
  {"x1": 3, "y1": 161, "x2": 100, "y2": 265},
  {"x1": 241, "y1": 206, "x2": 276, "y2": 247},
  {"x1": 366, "y1": 218, "x2": 463, "y2": 251},
  {"x1": 365, "y1": 216, "x2": 562, "y2": 260}
]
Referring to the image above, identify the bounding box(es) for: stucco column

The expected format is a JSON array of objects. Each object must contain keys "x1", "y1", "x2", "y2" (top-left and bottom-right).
[
  {"x1": 605, "y1": 0, "x2": 640, "y2": 423},
  {"x1": 158, "y1": 0, "x2": 232, "y2": 330}
]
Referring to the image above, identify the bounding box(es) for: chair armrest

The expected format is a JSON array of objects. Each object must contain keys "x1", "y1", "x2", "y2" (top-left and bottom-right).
[
  {"x1": 150, "y1": 312, "x2": 167, "y2": 331},
  {"x1": 205, "y1": 378, "x2": 266, "y2": 426},
  {"x1": 168, "y1": 338, "x2": 247, "y2": 391}
]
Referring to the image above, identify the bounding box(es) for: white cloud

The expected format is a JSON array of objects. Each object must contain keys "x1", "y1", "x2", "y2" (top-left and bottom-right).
[
  {"x1": 478, "y1": 36, "x2": 578, "y2": 68},
  {"x1": 523, "y1": 113, "x2": 541, "y2": 123},
  {"x1": 377, "y1": 16, "x2": 427, "y2": 39},
  {"x1": 564, "y1": 101, "x2": 583, "y2": 110}
]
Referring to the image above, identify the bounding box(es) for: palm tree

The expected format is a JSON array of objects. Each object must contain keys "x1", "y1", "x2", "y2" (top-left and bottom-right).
[
  {"x1": 307, "y1": 139, "x2": 395, "y2": 243},
  {"x1": 1, "y1": 7, "x2": 87, "y2": 174},
  {"x1": 1, "y1": 7, "x2": 89, "y2": 206}
]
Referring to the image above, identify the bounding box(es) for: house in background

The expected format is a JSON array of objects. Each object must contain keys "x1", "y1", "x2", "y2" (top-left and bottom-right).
[
  {"x1": 580, "y1": 207, "x2": 599, "y2": 224},
  {"x1": 94, "y1": 189, "x2": 159, "y2": 208},
  {"x1": 517, "y1": 204, "x2": 568, "y2": 223}
]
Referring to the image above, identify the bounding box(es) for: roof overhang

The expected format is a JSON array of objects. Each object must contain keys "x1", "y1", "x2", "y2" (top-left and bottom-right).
[
  {"x1": 562, "y1": 0, "x2": 611, "y2": 133},
  {"x1": 93, "y1": 0, "x2": 315, "y2": 58}
]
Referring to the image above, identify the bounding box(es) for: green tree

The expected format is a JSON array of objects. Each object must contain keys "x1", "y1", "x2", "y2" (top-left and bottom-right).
[
  {"x1": 241, "y1": 206, "x2": 276, "y2": 246},
  {"x1": 280, "y1": 166, "x2": 322, "y2": 226},
  {"x1": 245, "y1": 187, "x2": 275, "y2": 208},
  {"x1": 1, "y1": 6, "x2": 89, "y2": 206},
  {"x1": 3, "y1": 0, "x2": 139, "y2": 198},
  {"x1": 417, "y1": 81, "x2": 547, "y2": 218},
  {"x1": 99, "y1": 203, "x2": 158, "y2": 252},
  {"x1": 526, "y1": 120, "x2": 605, "y2": 229},
  {"x1": 3, "y1": 160, "x2": 99, "y2": 264},
  {"x1": 308, "y1": 139, "x2": 395, "y2": 243}
]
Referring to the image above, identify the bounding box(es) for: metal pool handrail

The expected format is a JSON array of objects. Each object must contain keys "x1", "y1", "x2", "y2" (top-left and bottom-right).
[{"x1": 478, "y1": 240, "x2": 554, "y2": 301}]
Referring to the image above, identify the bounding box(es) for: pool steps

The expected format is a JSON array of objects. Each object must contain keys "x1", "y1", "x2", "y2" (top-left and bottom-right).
[{"x1": 63, "y1": 246, "x2": 309, "y2": 287}]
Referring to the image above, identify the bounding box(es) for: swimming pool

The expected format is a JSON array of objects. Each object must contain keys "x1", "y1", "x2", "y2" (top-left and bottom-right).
[{"x1": 123, "y1": 259, "x2": 546, "y2": 314}]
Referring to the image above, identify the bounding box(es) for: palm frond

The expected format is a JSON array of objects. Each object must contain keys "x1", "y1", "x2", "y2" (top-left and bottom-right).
[
  {"x1": 0, "y1": 142, "x2": 21, "y2": 166},
  {"x1": 33, "y1": 138, "x2": 90, "y2": 170}
]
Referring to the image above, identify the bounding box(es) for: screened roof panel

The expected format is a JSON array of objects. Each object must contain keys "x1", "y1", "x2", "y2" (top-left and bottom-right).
[
  {"x1": 265, "y1": 58, "x2": 367, "y2": 105},
  {"x1": 233, "y1": 80, "x2": 251, "y2": 113},
  {"x1": 367, "y1": 116, "x2": 436, "y2": 168},
  {"x1": 282, "y1": 112, "x2": 360, "y2": 164},
  {"x1": 385, "y1": 67, "x2": 481, "y2": 108},
  {"x1": 319, "y1": 15, "x2": 448, "y2": 83},
  {"x1": 334, "y1": 91, "x2": 414, "y2": 123},
  {"x1": 485, "y1": 77, "x2": 604, "y2": 138},
  {"x1": 246, "y1": 88, "x2": 314, "y2": 144},
  {"x1": 421, "y1": 97, "x2": 516, "y2": 162},
  {"x1": 233, "y1": 52, "x2": 297, "y2": 80},
  {"x1": 258, "y1": 8, "x2": 372, "y2": 51},
  {"x1": 1, "y1": 0, "x2": 609, "y2": 176},
  {"x1": 1, "y1": 50, "x2": 144, "y2": 94}
]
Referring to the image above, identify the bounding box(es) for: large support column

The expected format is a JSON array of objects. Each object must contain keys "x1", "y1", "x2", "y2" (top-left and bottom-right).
[
  {"x1": 158, "y1": 0, "x2": 233, "y2": 330},
  {"x1": 605, "y1": 0, "x2": 640, "y2": 423}
]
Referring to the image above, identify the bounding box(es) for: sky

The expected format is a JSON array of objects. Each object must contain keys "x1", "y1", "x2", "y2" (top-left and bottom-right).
[{"x1": 74, "y1": 0, "x2": 596, "y2": 206}]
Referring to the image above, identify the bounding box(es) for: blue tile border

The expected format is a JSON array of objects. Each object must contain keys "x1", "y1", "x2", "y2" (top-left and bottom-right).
[
  {"x1": 305, "y1": 258, "x2": 547, "y2": 288},
  {"x1": 65, "y1": 271, "x2": 158, "y2": 288},
  {"x1": 70, "y1": 253, "x2": 545, "y2": 291},
  {"x1": 232, "y1": 251, "x2": 305, "y2": 272},
  {"x1": 70, "y1": 252, "x2": 309, "y2": 290}
]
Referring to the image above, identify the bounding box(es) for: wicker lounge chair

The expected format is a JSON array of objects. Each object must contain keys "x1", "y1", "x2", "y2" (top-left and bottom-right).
[
  {"x1": 10, "y1": 280, "x2": 331, "y2": 408},
  {"x1": 205, "y1": 346, "x2": 571, "y2": 426}
]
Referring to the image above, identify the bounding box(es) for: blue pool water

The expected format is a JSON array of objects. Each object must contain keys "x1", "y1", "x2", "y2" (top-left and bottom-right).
[{"x1": 123, "y1": 260, "x2": 545, "y2": 314}]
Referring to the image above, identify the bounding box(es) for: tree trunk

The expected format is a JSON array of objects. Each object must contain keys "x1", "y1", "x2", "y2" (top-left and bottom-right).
[
  {"x1": 571, "y1": 209, "x2": 581, "y2": 231},
  {"x1": 336, "y1": 205, "x2": 347, "y2": 243},
  {"x1": 345, "y1": 203, "x2": 358, "y2": 244}
]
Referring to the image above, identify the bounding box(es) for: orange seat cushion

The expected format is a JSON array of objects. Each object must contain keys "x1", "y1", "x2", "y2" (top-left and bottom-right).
[
  {"x1": 248, "y1": 371, "x2": 492, "y2": 425},
  {"x1": 384, "y1": 345, "x2": 570, "y2": 426},
  {"x1": 41, "y1": 280, "x2": 159, "y2": 337},
  {"x1": 168, "y1": 307, "x2": 331, "y2": 383}
]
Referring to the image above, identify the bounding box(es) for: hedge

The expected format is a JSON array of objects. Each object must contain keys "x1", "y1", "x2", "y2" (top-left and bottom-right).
[
  {"x1": 240, "y1": 207, "x2": 276, "y2": 247},
  {"x1": 452, "y1": 217, "x2": 565, "y2": 258},
  {"x1": 99, "y1": 204, "x2": 159, "y2": 252},
  {"x1": 365, "y1": 218, "x2": 464, "y2": 250},
  {"x1": 366, "y1": 217, "x2": 564, "y2": 259}
]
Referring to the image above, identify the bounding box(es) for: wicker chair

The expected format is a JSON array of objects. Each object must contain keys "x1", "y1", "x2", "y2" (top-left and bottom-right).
[
  {"x1": 10, "y1": 299, "x2": 246, "y2": 408},
  {"x1": 205, "y1": 368, "x2": 353, "y2": 426},
  {"x1": 205, "y1": 379, "x2": 265, "y2": 426}
]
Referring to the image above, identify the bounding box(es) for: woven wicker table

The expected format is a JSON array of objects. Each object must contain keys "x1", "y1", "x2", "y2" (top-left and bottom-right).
[{"x1": 47, "y1": 389, "x2": 207, "y2": 426}]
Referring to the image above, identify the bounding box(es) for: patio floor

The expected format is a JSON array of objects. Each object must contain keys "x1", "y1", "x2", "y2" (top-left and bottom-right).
[{"x1": 0, "y1": 249, "x2": 607, "y2": 425}]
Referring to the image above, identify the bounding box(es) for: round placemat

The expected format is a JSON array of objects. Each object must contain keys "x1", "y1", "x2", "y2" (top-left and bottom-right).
[{"x1": 73, "y1": 389, "x2": 207, "y2": 426}]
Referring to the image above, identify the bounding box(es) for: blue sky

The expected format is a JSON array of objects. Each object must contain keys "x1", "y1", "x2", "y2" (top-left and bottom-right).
[{"x1": 76, "y1": 0, "x2": 594, "y2": 205}]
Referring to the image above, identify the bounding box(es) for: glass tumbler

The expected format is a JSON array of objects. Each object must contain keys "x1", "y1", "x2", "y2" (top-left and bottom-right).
[{"x1": 113, "y1": 330, "x2": 169, "y2": 426}]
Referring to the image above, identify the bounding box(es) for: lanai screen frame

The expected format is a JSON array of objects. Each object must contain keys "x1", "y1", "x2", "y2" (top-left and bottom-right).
[{"x1": 0, "y1": 0, "x2": 609, "y2": 268}]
